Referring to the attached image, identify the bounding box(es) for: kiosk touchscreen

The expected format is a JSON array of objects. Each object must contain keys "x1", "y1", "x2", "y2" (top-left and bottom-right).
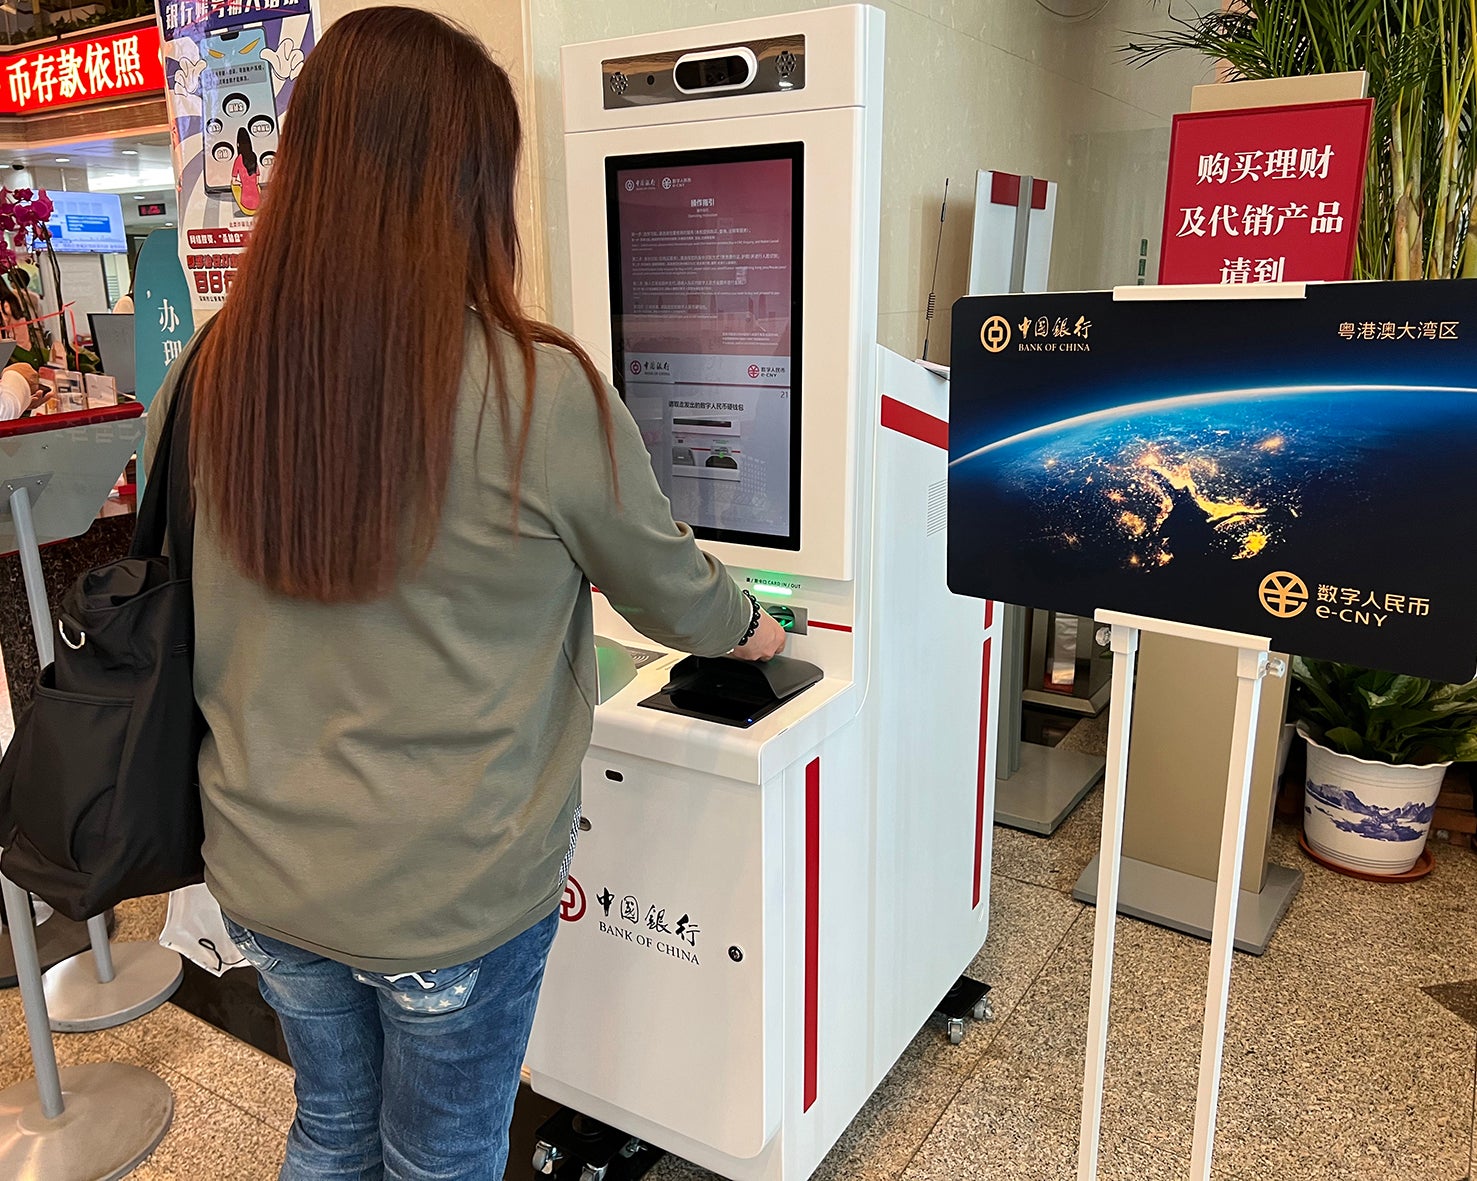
[
  {"x1": 526, "y1": 10, "x2": 1003, "y2": 1181},
  {"x1": 608, "y1": 145, "x2": 802, "y2": 550}
]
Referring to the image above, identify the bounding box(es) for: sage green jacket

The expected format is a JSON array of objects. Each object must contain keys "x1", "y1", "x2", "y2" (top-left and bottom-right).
[{"x1": 146, "y1": 326, "x2": 749, "y2": 972}]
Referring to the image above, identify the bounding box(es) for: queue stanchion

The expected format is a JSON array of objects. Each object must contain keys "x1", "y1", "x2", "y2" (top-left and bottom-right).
[
  {"x1": 0, "y1": 413, "x2": 175, "y2": 1179},
  {"x1": 41, "y1": 888, "x2": 184, "y2": 1033}
]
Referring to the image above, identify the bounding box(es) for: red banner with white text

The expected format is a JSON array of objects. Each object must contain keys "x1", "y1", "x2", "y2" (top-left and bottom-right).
[
  {"x1": 0, "y1": 24, "x2": 164, "y2": 116},
  {"x1": 1159, "y1": 98, "x2": 1373, "y2": 286}
]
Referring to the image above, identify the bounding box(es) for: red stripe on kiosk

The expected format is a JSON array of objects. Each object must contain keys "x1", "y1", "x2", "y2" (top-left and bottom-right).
[
  {"x1": 803, "y1": 756, "x2": 821, "y2": 1112},
  {"x1": 879, "y1": 395, "x2": 948, "y2": 450},
  {"x1": 973, "y1": 638, "x2": 992, "y2": 909}
]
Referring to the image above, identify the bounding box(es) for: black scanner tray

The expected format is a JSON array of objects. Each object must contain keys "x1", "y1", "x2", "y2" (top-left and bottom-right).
[{"x1": 639, "y1": 654, "x2": 823, "y2": 728}]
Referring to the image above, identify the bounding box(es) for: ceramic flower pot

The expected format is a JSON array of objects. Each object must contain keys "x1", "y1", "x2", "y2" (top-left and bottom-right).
[
  {"x1": 1302, "y1": 733, "x2": 1448, "y2": 875},
  {"x1": 1276, "y1": 722, "x2": 1298, "y2": 782}
]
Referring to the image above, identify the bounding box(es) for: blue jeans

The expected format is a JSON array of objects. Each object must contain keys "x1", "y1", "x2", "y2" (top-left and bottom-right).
[{"x1": 224, "y1": 911, "x2": 559, "y2": 1181}]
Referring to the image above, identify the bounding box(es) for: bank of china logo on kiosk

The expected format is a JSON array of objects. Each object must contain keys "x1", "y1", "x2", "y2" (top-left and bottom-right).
[{"x1": 947, "y1": 280, "x2": 1477, "y2": 682}]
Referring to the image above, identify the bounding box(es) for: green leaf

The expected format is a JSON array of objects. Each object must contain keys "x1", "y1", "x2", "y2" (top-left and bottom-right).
[
  {"x1": 1361, "y1": 675, "x2": 1431, "y2": 710},
  {"x1": 1451, "y1": 730, "x2": 1477, "y2": 762},
  {"x1": 1323, "y1": 726, "x2": 1368, "y2": 758}
]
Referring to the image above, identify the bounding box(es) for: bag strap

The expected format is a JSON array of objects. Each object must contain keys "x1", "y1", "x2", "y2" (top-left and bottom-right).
[
  {"x1": 165, "y1": 369, "x2": 196, "y2": 577},
  {"x1": 130, "y1": 324, "x2": 211, "y2": 571}
]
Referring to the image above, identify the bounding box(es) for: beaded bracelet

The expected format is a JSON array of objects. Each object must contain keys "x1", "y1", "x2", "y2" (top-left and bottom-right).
[{"x1": 738, "y1": 590, "x2": 763, "y2": 647}]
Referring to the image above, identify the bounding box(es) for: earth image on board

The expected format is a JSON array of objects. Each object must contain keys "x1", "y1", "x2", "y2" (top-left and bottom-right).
[{"x1": 950, "y1": 387, "x2": 1456, "y2": 574}]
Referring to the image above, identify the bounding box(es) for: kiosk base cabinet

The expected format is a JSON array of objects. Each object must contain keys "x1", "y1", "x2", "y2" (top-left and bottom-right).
[{"x1": 531, "y1": 738, "x2": 865, "y2": 1176}]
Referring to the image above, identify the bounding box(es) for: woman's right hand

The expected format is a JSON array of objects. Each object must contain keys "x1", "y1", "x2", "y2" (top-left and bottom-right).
[{"x1": 730, "y1": 608, "x2": 787, "y2": 662}]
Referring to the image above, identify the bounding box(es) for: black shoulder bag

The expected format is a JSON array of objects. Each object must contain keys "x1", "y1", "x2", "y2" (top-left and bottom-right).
[{"x1": 0, "y1": 343, "x2": 208, "y2": 920}]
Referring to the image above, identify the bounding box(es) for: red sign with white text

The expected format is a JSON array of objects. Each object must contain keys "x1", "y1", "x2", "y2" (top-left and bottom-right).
[
  {"x1": 1159, "y1": 99, "x2": 1373, "y2": 286},
  {"x1": 0, "y1": 25, "x2": 164, "y2": 117}
]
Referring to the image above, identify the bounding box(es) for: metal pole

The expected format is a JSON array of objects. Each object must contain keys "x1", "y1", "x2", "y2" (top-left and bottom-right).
[
  {"x1": 994, "y1": 180, "x2": 1036, "y2": 783},
  {"x1": 997, "y1": 604, "x2": 1027, "y2": 778},
  {"x1": 1009, "y1": 174, "x2": 1035, "y2": 294},
  {"x1": 10, "y1": 482, "x2": 53, "y2": 667},
  {"x1": 1, "y1": 872, "x2": 63, "y2": 1118},
  {"x1": 1076, "y1": 621, "x2": 1138, "y2": 1181},
  {"x1": 87, "y1": 913, "x2": 116, "y2": 983},
  {"x1": 2, "y1": 483, "x2": 65, "y2": 1117},
  {"x1": 1188, "y1": 648, "x2": 1278, "y2": 1179}
]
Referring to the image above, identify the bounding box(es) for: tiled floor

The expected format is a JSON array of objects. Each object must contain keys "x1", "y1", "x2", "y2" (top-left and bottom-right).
[{"x1": 3, "y1": 783, "x2": 1475, "y2": 1180}]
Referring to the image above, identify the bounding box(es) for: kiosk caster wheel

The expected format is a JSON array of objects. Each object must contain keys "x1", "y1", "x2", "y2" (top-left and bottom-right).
[
  {"x1": 936, "y1": 974, "x2": 991, "y2": 1045},
  {"x1": 532, "y1": 1141, "x2": 563, "y2": 1175},
  {"x1": 531, "y1": 1107, "x2": 664, "y2": 1181}
]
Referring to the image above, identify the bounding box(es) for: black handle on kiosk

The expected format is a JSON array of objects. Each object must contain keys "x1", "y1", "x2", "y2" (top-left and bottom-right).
[{"x1": 639, "y1": 654, "x2": 823, "y2": 729}]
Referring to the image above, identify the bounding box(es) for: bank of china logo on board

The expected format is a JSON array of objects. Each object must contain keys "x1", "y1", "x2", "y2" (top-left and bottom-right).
[
  {"x1": 1258, "y1": 571, "x2": 1309, "y2": 620},
  {"x1": 980, "y1": 315, "x2": 1012, "y2": 354}
]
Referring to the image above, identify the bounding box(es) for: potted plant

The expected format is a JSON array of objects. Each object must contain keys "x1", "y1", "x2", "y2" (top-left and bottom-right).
[
  {"x1": 1290, "y1": 659, "x2": 1477, "y2": 874},
  {"x1": 1124, "y1": 0, "x2": 1477, "y2": 280}
]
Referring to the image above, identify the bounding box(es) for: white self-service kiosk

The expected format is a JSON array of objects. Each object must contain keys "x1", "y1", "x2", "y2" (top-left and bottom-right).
[{"x1": 526, "y1": 8, "x2": 1003, "y2": 1180}]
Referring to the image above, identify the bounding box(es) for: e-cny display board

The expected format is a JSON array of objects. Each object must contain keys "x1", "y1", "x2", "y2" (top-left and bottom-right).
[
  {"x1": 1159, "y1": 99, "x2": 1373, "y2": 286},
  {"x1": 156, "y1": 0, "x2": 318, "y2": 323},
  {"x1": 948, "y1": 281, "x2": 1477, "y2": 683}
]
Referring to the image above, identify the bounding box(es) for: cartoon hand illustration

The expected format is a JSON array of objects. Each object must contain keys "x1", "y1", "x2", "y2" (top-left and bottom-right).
[
  {"x1": 172, "y1": 35, "x2": 201, "y2": 68},
  {"x1": 167, "y1": 35, "x2": 205, "y2": 115},
  {"x1": 262, "y1": 38, "x2": 305, "y2": 82},
  {"x1": 175, "y1": 55, "x2": 206, "y2": 95},
  {"x1": 171, "y1": 57, "x2": 205, "y2": 118}
]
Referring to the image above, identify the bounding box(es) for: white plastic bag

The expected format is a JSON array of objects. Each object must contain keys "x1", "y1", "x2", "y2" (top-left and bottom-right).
[{"x1": 159, "y1": 883, "x2": 249, "y2": 975}]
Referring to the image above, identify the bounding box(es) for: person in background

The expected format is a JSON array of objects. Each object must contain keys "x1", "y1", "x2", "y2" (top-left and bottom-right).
[
  {"x1": 232, "y1": 125, "x2": 262, "y2": 216},
  {"x1": 145, "y1": 8, "x2": 785, "y2": 1180},
  {"x1": 12, "y1": 269, "x2": 40, "y2": 323},
  {"x1": 0, "y1": 363, "x2": 44, "y2": 419},
  {"x1": 0, "y1": 273, "x2": 27, "y2": 341},
  {"x1": 112, "y1": 286, "x2": 135, "y2": 314}
]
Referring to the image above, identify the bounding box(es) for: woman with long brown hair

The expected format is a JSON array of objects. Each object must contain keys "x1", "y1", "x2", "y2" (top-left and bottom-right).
[{"x1": 145, "y1": 8, "x2": 785, "y2": 1178}]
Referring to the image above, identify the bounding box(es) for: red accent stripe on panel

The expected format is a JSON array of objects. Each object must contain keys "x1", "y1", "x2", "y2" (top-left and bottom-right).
[
  {"x1": 0, "y1": 400, "x2": 142, "y2": 439},
  {"x1": 989, "y1": 170, "x2": 1020, "y2": 207},
  {"x1": 803, "y1": 757, "x2": 821, "y2": 1113},
  {"x1": 808, "y1": 620, "x2": 853, "y2": 634},
  {"x1": 973, "y1": 639, "x2": 992, "y2": 909},
  {"x1": 984, "y1": 600, "x2": 994, "y2": 630},
  {"x1": 880, "y1": 396, "x2": 948, "y2": 451},
  {"x1": 987, "y1": 171, "x2": 1048, "y2": 211}
]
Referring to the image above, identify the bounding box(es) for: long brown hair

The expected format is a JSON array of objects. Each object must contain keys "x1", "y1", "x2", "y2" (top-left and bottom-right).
[{"x1": 192, "y1": 6, "x2": 612, "y2": 603}]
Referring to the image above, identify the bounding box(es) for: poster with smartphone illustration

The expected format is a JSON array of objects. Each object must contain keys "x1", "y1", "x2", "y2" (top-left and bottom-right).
[{"x1": 156, "y1": 0, "x2": 318, "y2": 323}]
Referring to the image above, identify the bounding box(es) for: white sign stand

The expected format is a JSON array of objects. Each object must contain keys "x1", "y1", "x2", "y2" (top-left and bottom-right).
[{"x1": 1076, "y1": 610, "x2": 1285, "y2": 1181}]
